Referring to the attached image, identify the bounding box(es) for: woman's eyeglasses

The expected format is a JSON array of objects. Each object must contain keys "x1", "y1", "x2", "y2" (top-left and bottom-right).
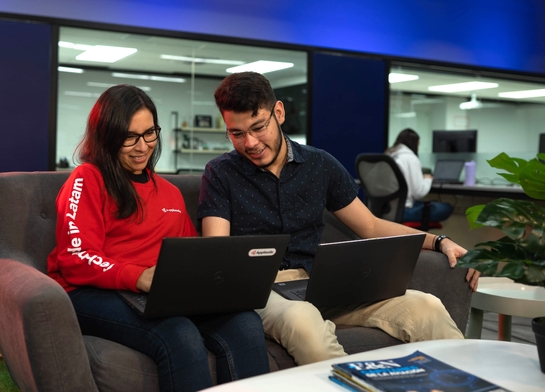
[{"x1": 123, "y1": 126, "x2": 161, "y2": 147}]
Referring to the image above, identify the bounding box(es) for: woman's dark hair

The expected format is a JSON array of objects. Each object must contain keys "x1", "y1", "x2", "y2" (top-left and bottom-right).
[
  {"x1": 214, "y1": 71, "x2": 277, "y2": 116},
  {"x1": 388, "y1": 128, "x2": 420, "y2": 156},
  {"x1": 75, "y1": 84, "x2": 162, "y2": 219}
]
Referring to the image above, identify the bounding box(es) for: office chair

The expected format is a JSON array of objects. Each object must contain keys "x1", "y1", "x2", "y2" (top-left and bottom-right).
[{"x1": 355, "y1": 153, "x2": 441, "y2": 231}]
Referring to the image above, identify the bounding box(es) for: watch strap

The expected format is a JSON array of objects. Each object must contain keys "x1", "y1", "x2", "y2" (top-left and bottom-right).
[{"x1": 434, "y1": 234, "x2": 450, "y2": 252}]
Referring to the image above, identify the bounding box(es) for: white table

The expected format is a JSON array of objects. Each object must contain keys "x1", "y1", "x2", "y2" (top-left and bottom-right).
[
  {"x1": 467, "y1": 277, "x2": 545, "y2": 340},
  {"x1": 202, "y1": 339, "x2": 544, "y2": 392}
]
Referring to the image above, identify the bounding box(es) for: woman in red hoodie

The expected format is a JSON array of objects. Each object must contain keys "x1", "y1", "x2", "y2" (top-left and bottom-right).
[{"x1": 47, "y1": 85, "x2": 269, "y2": 392}]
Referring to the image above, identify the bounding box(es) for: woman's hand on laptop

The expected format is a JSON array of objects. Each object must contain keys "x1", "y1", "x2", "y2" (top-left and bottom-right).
[{"x1": 136, "y1": 266, "x2": 156, "y2": 292}]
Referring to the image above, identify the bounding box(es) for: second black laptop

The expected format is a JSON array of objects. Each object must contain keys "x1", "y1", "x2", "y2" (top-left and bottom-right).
[{"x1": 272, "y1": 233, "x2": 425, "y2": 308}]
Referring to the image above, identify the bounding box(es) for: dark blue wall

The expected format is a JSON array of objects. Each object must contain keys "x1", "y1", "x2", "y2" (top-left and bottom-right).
[
  {"x1": 2, "y1": 0, "x2": 545, "y2": 74},
  {"x1": 0, "y1": 19, "x2": 51, "y2": 172},
  {"x1": 312, "y1": 53, "x2": 388, "y2": 177}
]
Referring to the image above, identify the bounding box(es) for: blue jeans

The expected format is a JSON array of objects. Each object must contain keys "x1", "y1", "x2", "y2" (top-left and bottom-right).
[
  {"x1": 69, "y1": 288, "x2": 269, "y2": 392},
  {"x1": 403, "y1": 201, "x2": 453, "y2": 222}
]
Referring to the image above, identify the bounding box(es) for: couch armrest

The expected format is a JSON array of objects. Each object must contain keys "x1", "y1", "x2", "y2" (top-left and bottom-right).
[
  {"x1": 408, "y1": 250, "x2": 473, "y2": 334},
  {"x1": 0, "y1": 258, "x2": 99, "y2": 392}
]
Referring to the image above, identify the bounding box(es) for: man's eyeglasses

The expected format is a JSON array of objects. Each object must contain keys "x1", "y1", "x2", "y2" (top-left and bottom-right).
[
  {"x1": 123, "y1": 126, "x2": 161, "y2": 147},
  {"x1": 225, "y1": 104, "x2": 276, "y2": 141}
]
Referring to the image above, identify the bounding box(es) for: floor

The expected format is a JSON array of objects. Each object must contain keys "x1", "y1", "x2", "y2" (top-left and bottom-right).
[{"x1": 471, "y1": 312, "x2": 536, "y2": 345}]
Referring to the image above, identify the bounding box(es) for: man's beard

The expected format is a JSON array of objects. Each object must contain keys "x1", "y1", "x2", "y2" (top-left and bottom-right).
[{"x1": 257, "y1": 129, "x2": 284, "y2": 170}]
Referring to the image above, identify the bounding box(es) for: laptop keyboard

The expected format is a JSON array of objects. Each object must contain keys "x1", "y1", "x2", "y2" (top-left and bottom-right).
[
  {"x1": 121, "y1": 291, "x2": 148, "y2": 308},
  {"x1": 290, "y1": 289, "x2": 307, "y2": 300}
]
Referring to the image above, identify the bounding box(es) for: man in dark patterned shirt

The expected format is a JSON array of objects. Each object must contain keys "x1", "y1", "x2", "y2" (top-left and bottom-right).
[{"x1": 198, "y1": 72, "x2": 479, "y2": 366}]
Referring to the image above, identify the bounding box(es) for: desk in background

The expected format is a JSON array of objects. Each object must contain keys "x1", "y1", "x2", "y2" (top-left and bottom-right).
[{"x1": 431, "y1": 183, "x2": 529, "y2": 199}]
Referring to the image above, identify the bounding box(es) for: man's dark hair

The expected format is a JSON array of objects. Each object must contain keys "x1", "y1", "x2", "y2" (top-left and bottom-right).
[
  {"x1": 214, "y1": 72, "x2": 277, "y2": 116},
  {"x1": 76, "y1": 84, "x2": 161, "y2": 219}
]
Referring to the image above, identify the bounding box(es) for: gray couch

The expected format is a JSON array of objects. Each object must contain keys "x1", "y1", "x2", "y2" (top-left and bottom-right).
[{"x1": 0, "y1": 171, "x2": 473, "y2": 391}]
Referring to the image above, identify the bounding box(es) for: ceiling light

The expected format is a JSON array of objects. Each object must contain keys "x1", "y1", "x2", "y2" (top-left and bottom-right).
[
  {"x1": 498, "y1": 89, "x2": 545, "y2": 99},
  {"x1": 58, "y1": 66, "x2": 84, "y2": 74},
  {"x1": 389, "y1": 73, "x2": 419, "y2": 83},
  {"x1": 111, "y1": 72, "x2": 185, "y2": 83},
  {"x1": 393, "y1": 112, "x2": 417, "y2": 118},
  {"x1": 160, "y1": 54, "x2": 244, "y2": 65},
  {"x1": 76, "y1": 45, "x2": 137, "y2": 63},
  {"x1": 64, "y1": 91, "x2": 101, "y2": 98},
  {"x1": 87, "y1": 82, "x2": 115, "y2": 88},
  {"x1": 226, "y1": 61, "x2": 294, "y2": 74},
  {"x1": 428, "y1": 81, "x2": 498, "y2": 93},
  {"x1": 459, "y1": 93, "x2": 483, "y2": 110},
  {"x1": 58, "y1": 41, "x2": 93, "y2": 51}
]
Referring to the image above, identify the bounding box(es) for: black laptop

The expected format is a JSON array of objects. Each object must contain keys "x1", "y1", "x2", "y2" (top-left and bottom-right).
[
  {"x1": 272, "y1": 233, "x2": 425, "y2": 308},
  {"x1": 118, "y1": 234, "x2": 290, "y2": 318},
  {"x1": 432, "y1": 159, "x2": 465, "y2": 184}
]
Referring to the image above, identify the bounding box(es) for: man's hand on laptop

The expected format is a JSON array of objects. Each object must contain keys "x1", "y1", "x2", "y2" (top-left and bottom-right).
[
  {"x1": 136, "y1": 266, "x2": 156, "y2": 292},
  {"x1": 439, "y1": 238, "x2": 480, "y2": 292}
]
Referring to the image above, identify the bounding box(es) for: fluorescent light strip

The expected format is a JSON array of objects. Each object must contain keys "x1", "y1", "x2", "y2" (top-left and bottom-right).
[
  {"x1": 59, "y1": 41, "x2": 93, "y2": 51},
  {"x1": 160, "y1": 54, "x2": 244, "y2": 65},
  {"x1": 428, "y1": 81, "x2": 498, "y2": 93},
  {"x1": 87, "y1": 82, "x2": 115, "y2": 89},
  {"x1": 64, "y1": 91, "x2": 101, "y2": 98},
  {"x1": 76, "y1": 45, "x2": 137, "y2": 63},
  {"x1": 226, "y1": 60, "x2": 294, "y2": 74},
  {"x1": 394, "y1": 112, "x2": 417, "y2": 118},
  {"x1": 112, "y1": 72, "x2": 185, "y2": 83},
  {"x1": 58, "y1": 66, "x2": 84, "y2": 74},
  {"x1": 460, "y1": 101, "x2": 483, "y2": 110},
  {"x1": 389, "y1": 73, "x2": 419, "y2": 83},
  {"x1": 498, "y1": 89, "x2": 545, "y2": 99}
]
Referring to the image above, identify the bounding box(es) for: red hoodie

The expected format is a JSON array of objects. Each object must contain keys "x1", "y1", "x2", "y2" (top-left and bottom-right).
[{"x1": 47, "y1": 163, "x2": 197, "y2": 292}]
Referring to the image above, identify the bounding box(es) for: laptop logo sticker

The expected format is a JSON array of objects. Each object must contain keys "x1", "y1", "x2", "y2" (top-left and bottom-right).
[
  {"x1": 249, "y1": 248, "x2": 277, "y2": 257},
  {"x1": 213, "y1": 271, "x2": 225, "y2": 284}
]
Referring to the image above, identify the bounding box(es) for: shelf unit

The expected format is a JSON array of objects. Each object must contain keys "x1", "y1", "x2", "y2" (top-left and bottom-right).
[{"x1": 173, "y1": 127, "x2": 231, "y2": 173}]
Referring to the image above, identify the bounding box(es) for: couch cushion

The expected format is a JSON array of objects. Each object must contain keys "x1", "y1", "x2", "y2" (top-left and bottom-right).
[
  {"x1": 0, "y1": 171, "x2": 70, "y2": 273},
  {"x1": 83, "y1": 335, "x2": 218, "y2": 391}
]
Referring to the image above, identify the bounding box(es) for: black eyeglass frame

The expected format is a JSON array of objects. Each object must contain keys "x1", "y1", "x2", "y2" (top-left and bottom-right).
[
  {"x1": 225, "y1": 103, "x2": 277, "y2": 140},
  {"x1": 123, "y1": 126, "x2": 161, "y2": 147}
]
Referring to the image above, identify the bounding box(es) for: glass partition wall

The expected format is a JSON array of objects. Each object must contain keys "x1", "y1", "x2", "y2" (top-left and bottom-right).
[
  {"x1": 57, "y1": 26, "x2": 308, "y2": 173},
  {"x1": 388, "y1": 63, "x2": 545, "y2": 183}
]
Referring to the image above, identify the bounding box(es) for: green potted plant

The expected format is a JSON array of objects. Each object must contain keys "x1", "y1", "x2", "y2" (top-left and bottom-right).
[{"x1": 456, "y1": 152, "x2": 545, "y2": 373}]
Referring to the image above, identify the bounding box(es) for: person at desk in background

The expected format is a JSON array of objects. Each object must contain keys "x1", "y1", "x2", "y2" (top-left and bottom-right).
[
  {"x1": 47, "y1": 84, "x2": 270, "y2": 392},
  {"x1": 198, "y1": 72, "x2": 479, "y2": 367},
  {"x1": 386, "y1": 128, "x2": 453, "y2": 222}
]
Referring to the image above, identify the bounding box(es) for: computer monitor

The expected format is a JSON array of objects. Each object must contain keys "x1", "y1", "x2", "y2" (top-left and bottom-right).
[{"x1": 432, "y1": 130, "x2": 477, "y2": 153}]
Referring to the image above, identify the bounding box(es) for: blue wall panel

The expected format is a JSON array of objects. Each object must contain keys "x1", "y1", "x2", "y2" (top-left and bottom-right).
[
  {"x1": 1, "y1": 0, "x2": 544, "y2": 74},
  {"x1": 312, "y1": 53, "x2": 387, "y2": 177},
  {"x1": 0, "y1": 19, "x2": 51, "y2": 172}
]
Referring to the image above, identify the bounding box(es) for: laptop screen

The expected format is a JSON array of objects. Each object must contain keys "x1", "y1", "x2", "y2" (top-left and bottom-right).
[{"x1": 433, "y1": 160, "x2": 465, "y2": 183}]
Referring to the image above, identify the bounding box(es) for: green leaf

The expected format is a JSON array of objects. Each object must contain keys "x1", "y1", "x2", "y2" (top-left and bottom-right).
[
  {"x1": 519, "y1": 158, "x2": 545, "y2": 200},
  {"x1": 459, "y1": 152, "x2": 545, "y2": 286},
  {"x1": 497, "y1": 261, "x2": 527, "y2": 280},
  {"x1": 486, "y1": 153, "x2": 526, "y2": 186},
  {"x1": 524, "y1": 265, "x2": 545, "y2": 286},
  {"x1": 465, "y1": 204, "x2": 485, "y2": 229}
]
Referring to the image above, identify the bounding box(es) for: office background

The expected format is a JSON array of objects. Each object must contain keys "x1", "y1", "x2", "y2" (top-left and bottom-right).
[{"x1": 1, "y1": 0, "x2": 545, "y2": 179}]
